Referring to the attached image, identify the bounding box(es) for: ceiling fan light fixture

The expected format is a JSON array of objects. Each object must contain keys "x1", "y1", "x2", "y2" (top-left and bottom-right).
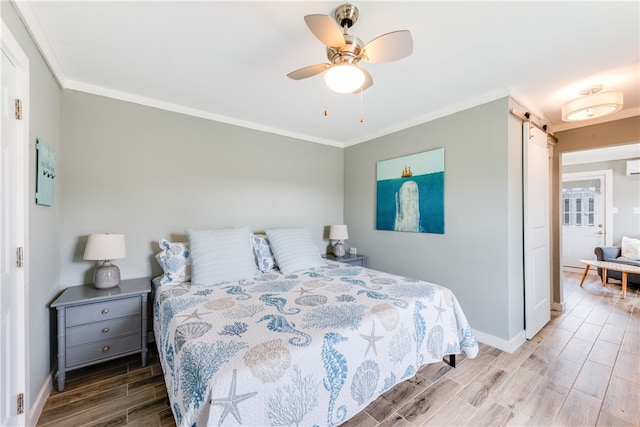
[
  {"x1": 561, "y1": 85, "x2": 623, "y2": 122},
  {"x1": 324, "y1": 64, "x2": 365, "y2": 93}
]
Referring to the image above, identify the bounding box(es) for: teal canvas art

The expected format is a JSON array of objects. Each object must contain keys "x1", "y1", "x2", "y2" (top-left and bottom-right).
[{"x1": 376, "y1": 148, "x2": 444, "y2": 234}]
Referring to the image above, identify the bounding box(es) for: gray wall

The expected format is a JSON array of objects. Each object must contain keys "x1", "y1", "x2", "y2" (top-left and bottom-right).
[
  {"x1": 2, "y1": 2, "x2": 63, "y2": 419},
  {"x1": 60, "y1": 91, "x2": 344, "y2": 286},
  {"x1": 344, "y1": 97, "x2": 525, "y2": 344},
  {"x1": 563, "y1": 156, "x2": 640, "y2": 245}
]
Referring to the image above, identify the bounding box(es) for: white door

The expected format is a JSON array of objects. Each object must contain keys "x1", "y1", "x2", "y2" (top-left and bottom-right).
[
  {"x1": 561, "y1": 174, "x2": 605, "y2": 267},
  {"x1": 523, "y1": 123, "x2": 551, "y2": 340},
  {"x1": 1, "y1": 23, "x2": 28, "y2": 427}
]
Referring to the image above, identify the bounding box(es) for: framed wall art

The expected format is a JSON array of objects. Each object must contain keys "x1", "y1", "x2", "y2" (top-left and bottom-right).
[
  {"x1": 36, "y1": 139, "x2": 56, "y2": 206},
  {"x1": 376, "y1": 148, "x2": 444, "y2": 234}
]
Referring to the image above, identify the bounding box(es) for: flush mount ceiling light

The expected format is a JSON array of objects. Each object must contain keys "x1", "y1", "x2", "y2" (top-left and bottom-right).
[{"x1": 561, "y1": 85, "x2": 624, "y2": 122}]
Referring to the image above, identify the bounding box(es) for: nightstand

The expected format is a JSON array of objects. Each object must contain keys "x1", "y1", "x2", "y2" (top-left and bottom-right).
[
  {"x1": 323, "y1": 253, "x2": 367, "y2": 267},
  {"x1": 50, "y1": 277, "x2": 151, "y2": 391}
]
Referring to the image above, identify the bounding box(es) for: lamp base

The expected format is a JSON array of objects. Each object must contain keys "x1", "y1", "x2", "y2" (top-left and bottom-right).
[
  {"x1": 94, "y1": 261, "x2": 121, "y2": 289},
  {"x1": 333, "y1": 241, "x2": 346, "y2": 257}
]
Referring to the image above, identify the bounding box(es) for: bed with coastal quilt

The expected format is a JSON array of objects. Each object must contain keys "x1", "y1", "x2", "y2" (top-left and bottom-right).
[{"x1": 153, "y1": 227, "x2": 478, "y2": 427}]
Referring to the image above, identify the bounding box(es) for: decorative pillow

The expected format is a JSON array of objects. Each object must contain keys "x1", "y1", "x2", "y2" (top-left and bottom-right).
[
  {"x1": 251, "y1": 234, "x2": 278, "y2": 272},
  {"x1": 265, "y1": 228, "x2": 324, "y2": 275},
  {"x1": 621, "y1": 236, "x2": 640, "y2": 260},
  {"x1": 187, "y1": 227, "x2": 258, "y2": 285},
  {"x1": 155, "y1": 239, "x2": 191, "y2": 284}
]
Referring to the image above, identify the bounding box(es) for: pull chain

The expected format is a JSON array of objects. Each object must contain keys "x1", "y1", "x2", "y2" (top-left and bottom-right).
[
  {"x1": 322, "y1": 81, "x2": 365, "y2": 122},
  {"x1": 323, "y1": 82, "x2": 328, "y2": 117},
  {"x1": 359, "y1": 86, "x2": 364, "y2": 123}
]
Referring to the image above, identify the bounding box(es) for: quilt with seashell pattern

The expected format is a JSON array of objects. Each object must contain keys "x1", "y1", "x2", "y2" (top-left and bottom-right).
[{"x1": 154, "y1": 260, "x2": 478, "y2": 427}]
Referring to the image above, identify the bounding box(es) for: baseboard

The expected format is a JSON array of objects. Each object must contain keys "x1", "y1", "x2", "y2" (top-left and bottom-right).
[
  {"x1": 551, "y1": 301, "x2": 565, "y2": 312},
  {"x1": 29, "y1": 372, "x2": 52, "y2": 426},
  {"x1": 472, "y1": 328, "x2": 526, "y2": 353}
]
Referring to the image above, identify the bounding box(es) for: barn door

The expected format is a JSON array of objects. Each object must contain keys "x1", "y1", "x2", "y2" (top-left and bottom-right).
[{"x1": 523, "y1": 123, "x2": 551, "y2": 339}]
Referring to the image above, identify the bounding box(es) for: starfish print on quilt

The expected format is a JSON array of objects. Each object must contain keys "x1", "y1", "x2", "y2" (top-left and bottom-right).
[
  {"x1": 210, "y1": 369, "x2": 257, "y2": 426},
  {"x1": 360, "y1": 321, "x2": 383, "y2": 357}
]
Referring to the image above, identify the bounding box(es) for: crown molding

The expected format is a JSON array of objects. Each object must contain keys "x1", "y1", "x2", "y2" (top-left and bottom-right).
[{"x1": 11, "y1": 0, "x2": 66, "y2": 88}]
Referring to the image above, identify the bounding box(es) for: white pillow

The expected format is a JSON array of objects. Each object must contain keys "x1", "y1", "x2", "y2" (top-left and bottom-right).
[
  {"x1": 265, "y1": 228, "x2": 324, "y2": 275},
  {"x1": 187, "y1": 227, "x2": 258, "y2": 285},
  {"x1": 621, "y1": 236, "x2": 640, "y2": 260}
]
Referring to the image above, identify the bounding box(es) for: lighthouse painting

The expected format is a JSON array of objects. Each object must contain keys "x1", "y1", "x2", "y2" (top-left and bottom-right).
[{"x1": 376, "y1": 148, "x2": 444, "y2": 234}]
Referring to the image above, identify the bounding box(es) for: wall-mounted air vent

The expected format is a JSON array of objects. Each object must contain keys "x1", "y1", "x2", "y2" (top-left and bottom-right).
[{"x1": 626, "y1": 159, "x2": 640, "y2": 176}]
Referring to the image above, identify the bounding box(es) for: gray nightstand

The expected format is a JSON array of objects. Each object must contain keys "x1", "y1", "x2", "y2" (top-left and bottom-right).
[
  {"x1": 323, "y1": 253, "x2": 367, "y2": 267},
  {"x1": 50, "y1": 277, "x2": 151, "y2": 391}
]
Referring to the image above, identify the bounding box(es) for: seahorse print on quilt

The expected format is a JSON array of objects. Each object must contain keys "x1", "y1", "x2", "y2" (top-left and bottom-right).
[
  {"x1": 258, "y1": 314, "x2": 312, "y2": 347},
  {"x1": 322, "y1": 332, "x2": 348, "y2": 427},
  {"x1": 224, "y1": 285, "x2": 252, "y2": 300},
  {"x1": 259, "y1": 293, "x2": 301, "y2": 315}
]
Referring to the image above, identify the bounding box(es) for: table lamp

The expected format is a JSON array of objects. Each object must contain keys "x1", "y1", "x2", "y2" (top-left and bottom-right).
[
  {"x1": 83, "y1": 233, "x2": 126, "y2": 289},
  {"x1": 329, "y1": 225, "x2": 349, "y2": 257}
]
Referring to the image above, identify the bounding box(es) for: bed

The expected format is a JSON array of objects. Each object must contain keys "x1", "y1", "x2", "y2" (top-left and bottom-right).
[{"x1": 153, "y1": 227, "x2": 479, "y2": 426}]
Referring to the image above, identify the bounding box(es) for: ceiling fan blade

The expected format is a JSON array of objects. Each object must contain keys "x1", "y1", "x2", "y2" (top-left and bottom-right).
[
  {"x1": 287, "y1": 63, "x2": 331, "y2": 80},
  {"x1": 361, "y1": 30, "x2": 413, "y2": 63},
  {"x1": 304, "y1": 14, "x2": 346, "y2": 49},
  {"x1": 353, "y1": 68, "x2": 373, "y2": 93}
]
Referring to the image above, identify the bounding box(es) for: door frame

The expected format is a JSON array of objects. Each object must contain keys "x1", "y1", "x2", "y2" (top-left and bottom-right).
[
  {"x1": 561, "y1": 169, "x2": 614, "y2": 249},
  {"x1": 1, "y1": 19, "x2": 30, "y2": 425}
]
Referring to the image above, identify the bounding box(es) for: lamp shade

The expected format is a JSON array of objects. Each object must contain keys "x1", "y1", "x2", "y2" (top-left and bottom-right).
[
  {"x1": 329, "y1": 225, "x2": 349, "y2": 241},
  {"x1": 324, "y1": 65, "x2": 365, "y2": 93},
  {"x1": 83, "y1": 233, "x2": 126, "y2": 261},
  {"x1": 562, "y1": 90, "x2": 623, "y2": 122}
]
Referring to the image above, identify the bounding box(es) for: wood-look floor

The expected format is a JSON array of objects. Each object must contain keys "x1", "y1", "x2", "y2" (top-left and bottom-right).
[{"x1": 37, "y1": 271, "x2": 639, "y2": 426}]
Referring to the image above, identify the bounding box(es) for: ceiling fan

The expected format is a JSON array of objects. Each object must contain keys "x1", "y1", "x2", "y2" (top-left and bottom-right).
[{"x1": 287, "y1": 3, "x2": 413, "y2": 94}]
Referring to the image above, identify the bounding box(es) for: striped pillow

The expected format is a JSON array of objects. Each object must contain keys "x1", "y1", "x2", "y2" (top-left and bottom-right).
[
  {"x1": 265, "y1": 228, "x2": 324, "y2": 275},
  {"x1": 187, "y1": 227, "x2": 257, "y2": 285}
]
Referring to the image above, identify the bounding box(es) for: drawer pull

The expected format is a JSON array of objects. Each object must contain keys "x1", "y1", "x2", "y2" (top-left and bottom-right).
[
  {"x1": 101, "y1": 308, "x2": 109, "y2": 315},
  {"x1": 102, "y1": 346, "x2": 110, "y2": 353},
  {"x1": 101, "y1": 328, "x2": 109, "y2": 334}
]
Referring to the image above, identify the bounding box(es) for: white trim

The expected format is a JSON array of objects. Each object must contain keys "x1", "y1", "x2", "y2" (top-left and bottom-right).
[
  {"x1": 10, "y1": 0, "x2": 65, "y2": 88},
  {"x1": 473, "y1": 329, "x2": 526, "y2": 354},
  {"x1": 344, "y1": 88, "x2": 513, "y2": 147},
  {"x1": 28, "y1": 376, "x2": 52, "y2": 427},
  {"x1": 1, "y1": 18, "x2": 30, "y2": 426},
  {"x1": 562, "y1": 169, "x2": 614, "y2": 247},
  {"x1": 65, "y1": 79, "x2": 345, "y2": 148}
]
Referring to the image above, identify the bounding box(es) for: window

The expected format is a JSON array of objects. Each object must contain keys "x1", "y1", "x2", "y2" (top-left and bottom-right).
[{"x1": 562, "y1": 187, "x2": 596, "y2": 227}]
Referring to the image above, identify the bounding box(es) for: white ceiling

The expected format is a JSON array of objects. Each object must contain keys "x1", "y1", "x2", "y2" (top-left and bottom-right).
[{"x1": 12, "y1": 1, "x2": 640, "y2": 147}]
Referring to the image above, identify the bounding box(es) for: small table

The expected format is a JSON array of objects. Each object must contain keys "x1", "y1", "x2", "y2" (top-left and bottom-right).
[
  {"x1": 323, "y1": 253, "x2": 367, "y2": 267},
  {"x1": 50, "y1": 277, "x2": 151, "y2": 391},
  {"x1": 579, "y1": 259, "x2": 640, "y2": 299}
]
